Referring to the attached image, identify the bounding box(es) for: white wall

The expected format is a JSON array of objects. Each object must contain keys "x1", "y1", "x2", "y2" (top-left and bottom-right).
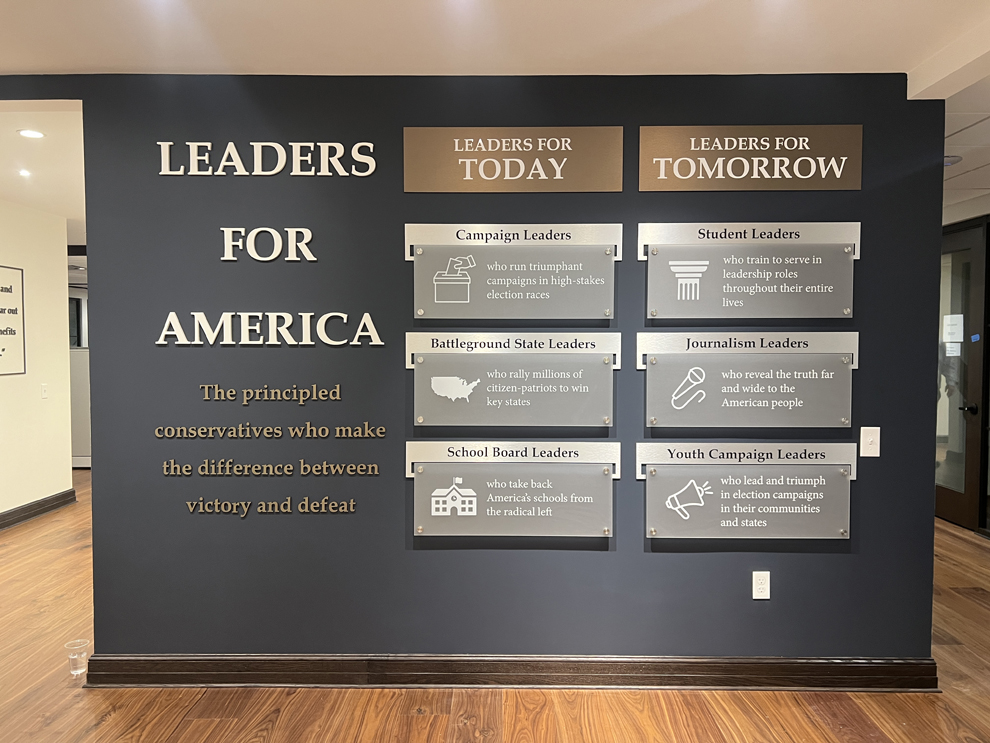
[{"x1": 0, "y1": 199, "x2": 72, "y2": 513}]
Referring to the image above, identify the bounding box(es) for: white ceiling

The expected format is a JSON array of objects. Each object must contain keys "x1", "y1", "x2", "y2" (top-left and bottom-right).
[
  {"x1": 0, "y1": 0, "x2": 988, "y2": 78},
  {"x1": 944, "y1": 77, "x2": 990, "y2": 218},
  {"x1": 0, "y1": 101, "x2": 85, "y2": 244}
]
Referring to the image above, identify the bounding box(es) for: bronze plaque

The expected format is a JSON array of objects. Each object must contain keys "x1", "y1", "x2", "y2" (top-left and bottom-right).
[
  {"x1": 639, "y1": 125, "x2": 862, "y2": 191},
  {"x1": 404, "y1": 127, "x2": 623, "y2": 193}
]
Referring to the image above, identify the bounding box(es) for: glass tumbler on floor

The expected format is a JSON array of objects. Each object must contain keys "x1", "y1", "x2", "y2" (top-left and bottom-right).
[{"x1": 65, "y1": 639, "x2": 90, "y2": 677}]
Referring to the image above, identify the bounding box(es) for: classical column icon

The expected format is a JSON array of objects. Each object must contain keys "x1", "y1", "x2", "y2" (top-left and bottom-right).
[{"x1": 668, "y1": 260, "x2": 709, "y2": 300}]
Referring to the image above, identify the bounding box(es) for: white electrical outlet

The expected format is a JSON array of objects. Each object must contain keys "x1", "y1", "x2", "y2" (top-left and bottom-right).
[
  {"x1": 41, "y1": 383, "x2": 48, "y2": 399},
  {"x1": 860, "y1": 427, "x2": 880, "y2": 457},
  {"x1": 752, "y1": 571, "x2": 770, "y2": 600}
]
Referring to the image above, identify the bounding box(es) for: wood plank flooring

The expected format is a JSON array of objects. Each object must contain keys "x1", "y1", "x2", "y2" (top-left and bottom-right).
[{"x1": 2, "y1": 470, "x2": 990, "y2": 742}]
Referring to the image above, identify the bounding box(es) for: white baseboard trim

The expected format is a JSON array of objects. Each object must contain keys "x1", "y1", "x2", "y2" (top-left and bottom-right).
[{"x1": 72, "y1": 457, "x2": 91, "y2": 468}]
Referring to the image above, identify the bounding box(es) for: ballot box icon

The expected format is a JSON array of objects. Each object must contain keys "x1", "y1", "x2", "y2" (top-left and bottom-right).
[{"x1": 434, "y1": 255, "x2": 476, "y2": 303}]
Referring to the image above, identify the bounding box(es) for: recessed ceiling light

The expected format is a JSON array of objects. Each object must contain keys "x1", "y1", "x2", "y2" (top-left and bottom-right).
[
  {"x1": 18, "y1": 169, "x2": 30, "y2": 177},
  {"x1": 18, "y1": 129, "x2": 44, "y2": 139},
  {"x1": 944, "y1": 155, "x2": 963, "y2": 166}
]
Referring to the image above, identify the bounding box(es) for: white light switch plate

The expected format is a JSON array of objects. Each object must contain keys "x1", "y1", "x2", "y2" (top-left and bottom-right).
[
  {"x1": 41, "y1": 383, "x2": 48, "y2": 399},
  {"x1": 860, "y1": 427, "x2": 880, "y2": 457},
  {"x1": 752, "y1": 571, "x2": 770, "y2": 600}
]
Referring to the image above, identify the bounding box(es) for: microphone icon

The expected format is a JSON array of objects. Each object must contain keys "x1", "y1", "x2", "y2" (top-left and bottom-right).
[{"x1": 671, "y1": 367, "x2": 706, "y2": 410}]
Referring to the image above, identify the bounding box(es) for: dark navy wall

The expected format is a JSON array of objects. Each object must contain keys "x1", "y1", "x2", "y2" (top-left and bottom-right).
[{"x1": 0, "y1": 74, "x2": 943, "y2": 657}]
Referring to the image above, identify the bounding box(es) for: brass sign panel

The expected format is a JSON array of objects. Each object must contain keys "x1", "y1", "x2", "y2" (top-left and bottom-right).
[
  {"x1": 404, "y1": 127, "x2": 623, "y2": 192},
  {"x1": 639, "y1": 125, "x2": 862, "y2": 191}
]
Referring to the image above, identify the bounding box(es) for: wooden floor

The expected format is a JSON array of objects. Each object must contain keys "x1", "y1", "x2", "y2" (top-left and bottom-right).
[{"x1": 2, "y1": 472, "x2": 990, "y2": 742}]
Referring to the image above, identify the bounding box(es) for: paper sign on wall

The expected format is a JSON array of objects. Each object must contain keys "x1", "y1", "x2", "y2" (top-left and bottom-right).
[
  {"x1": 0, "y1": 265, "x2": 25, "y2": 375},
  {"x1": 943, "y1": 314, "x2": 964, "y2": 343}
]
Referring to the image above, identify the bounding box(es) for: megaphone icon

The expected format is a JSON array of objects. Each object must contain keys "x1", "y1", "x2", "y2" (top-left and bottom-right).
[{"x1": 665, "y1": 479, "x2": 712, "y2": 520}]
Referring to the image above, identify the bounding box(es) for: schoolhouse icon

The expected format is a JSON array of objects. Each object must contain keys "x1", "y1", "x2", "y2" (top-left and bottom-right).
[{"x1": 431, "y1": 477, "x2": 478, "y2": 516}]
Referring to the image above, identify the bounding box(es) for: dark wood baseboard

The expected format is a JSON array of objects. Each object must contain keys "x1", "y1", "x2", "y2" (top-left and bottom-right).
[
  {"x1": 85, "y1": 654, "x2": 937, "y2": 691},
  {"x1": 0, "y1": 488, "x2": 76, "y2": 531}
]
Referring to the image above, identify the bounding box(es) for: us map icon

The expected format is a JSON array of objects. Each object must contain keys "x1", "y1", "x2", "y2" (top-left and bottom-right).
[{"x1": 431, "y1": 376, "x2": 481, "y2": 401}]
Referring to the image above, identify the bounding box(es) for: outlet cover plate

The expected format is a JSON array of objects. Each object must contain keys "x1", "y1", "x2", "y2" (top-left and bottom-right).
[{"x1": 753, "y1": 571, "x2": 770, "y2": 600}]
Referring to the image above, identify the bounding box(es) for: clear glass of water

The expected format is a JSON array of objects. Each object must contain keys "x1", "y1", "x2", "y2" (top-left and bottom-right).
[{"x1": 65, "y1": 639, "x2": 90, "y2": 677}]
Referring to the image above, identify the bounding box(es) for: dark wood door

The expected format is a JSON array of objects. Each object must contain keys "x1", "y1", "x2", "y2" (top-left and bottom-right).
[{"x1": 936, "y1": 221, "x2": 987, "y2": 530}]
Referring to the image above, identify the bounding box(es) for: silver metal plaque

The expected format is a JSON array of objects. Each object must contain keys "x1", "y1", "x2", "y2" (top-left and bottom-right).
[
  {"x1": 407, "y1": 333, "x2": 620, "y2": 427},
  {"x1": 406, "y1": 440, "x2": 622, "y2": 478},
  {"x1": 414, "y1": 462, "x2": 614, "y2": 537},
  {"x1": 639, "y1": 223, "x2": 860, "y2": 320},
  {"x1": 406, "y1": 224, "x2": 621, "y2": 320},
  {"x1": 645, "y1": 464, "x2": 851, "y2": 539},
  {"x1": 636, "y1": 441, "x2": 859, "y2": 479},
  {"x1": 638, "y1": 332, "x2": 858, "y2": 428}
]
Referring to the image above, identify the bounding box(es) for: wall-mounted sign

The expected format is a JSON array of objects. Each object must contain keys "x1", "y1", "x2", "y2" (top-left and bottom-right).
[
  {"x1": 639, "y1": 222, "x2": 860, "y2": 319},
  {"x1": 406, "y1": 441, "x2": 620, "y2": 537},
  {"x1": 404, "y1": 127, "x2": 623, "y2": 192},
  {"x1": 637, "y1": 332, "x2": 859, "y2": 428},
  {"x1": 637, "y1": 442, "x2": 856, "y2": 539},
  {"x1": 0, "y1": 265, "x2": 25, "y2": 375},
  {"x1": 406, "y1": 224, "x2": 621, "y2": 320},
  {"x1": 639, "y1": 125, "x2": 862, "y2": 191},
  {"x1": 407, "y1": 332, "x2": 620, "y2": 427}
]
